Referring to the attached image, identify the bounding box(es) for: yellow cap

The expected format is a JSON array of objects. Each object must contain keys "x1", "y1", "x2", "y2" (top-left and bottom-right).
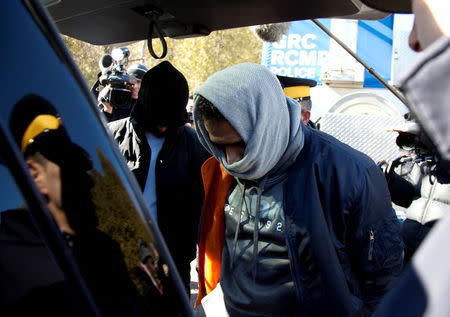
[
  {"x1": 21, "y1": 114, "x2": 61, "y2": 152},
  {"x1": 276, "y1": 75, "x2": 317, "y2": 100},
  {"x1": 283, "y1": 86, "x2": 311, "y2": 99}
]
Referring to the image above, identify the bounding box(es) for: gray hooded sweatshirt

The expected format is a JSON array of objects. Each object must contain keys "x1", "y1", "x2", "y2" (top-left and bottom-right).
[{"x1": 194, "y1": 63, "x2": 304, "y2": 316}]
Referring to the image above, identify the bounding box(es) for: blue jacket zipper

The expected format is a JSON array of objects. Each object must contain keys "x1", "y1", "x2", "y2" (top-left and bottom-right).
[{"x1": 368, "y1": 230, "x2": 375, "y2": 261}]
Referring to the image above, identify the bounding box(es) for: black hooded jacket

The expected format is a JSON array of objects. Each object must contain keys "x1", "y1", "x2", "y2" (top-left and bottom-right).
[
  {"x1": 108, "y1": 61, "x2": 210, "y2": 289},
  {"x1": 109, "y1": 117, "x2": 210, "y2": 288}
]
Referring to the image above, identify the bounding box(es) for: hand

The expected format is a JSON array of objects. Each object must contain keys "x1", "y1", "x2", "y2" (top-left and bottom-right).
[
  {"x1": 98, "y1": 85, "x2": 112, "y2": 114},
  {"x1": 377, "y1": 160, "x2": 388, "y2": 174}
]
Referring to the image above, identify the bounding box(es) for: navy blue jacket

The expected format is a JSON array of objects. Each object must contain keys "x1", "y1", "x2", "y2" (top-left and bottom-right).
[
  {"x1": 285, "y1": 127, "x2": 404, "y2": 315},
  {"x1": 197, "y1": 126, "x2": 404, "y2": 316}
]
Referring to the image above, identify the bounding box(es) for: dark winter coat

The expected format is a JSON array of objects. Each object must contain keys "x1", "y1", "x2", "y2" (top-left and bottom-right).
[
  {"x1": 196, "y1": 127, "x2": 404, "y2": 316},
  {"x1": 108, "y1": 117, "x2": 210, "y2": 288}
]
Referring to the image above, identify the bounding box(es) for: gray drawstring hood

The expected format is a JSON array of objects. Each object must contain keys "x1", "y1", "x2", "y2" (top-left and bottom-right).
[
  {"x1": 193, "y1": 64, "x2": 304, "y2": 300},
  {"x1": 193, "y1": 63, "x2": 304, "y2": 181},
  {"x1": 230, "y1": 177, "x2": 271, "y2": 281}
]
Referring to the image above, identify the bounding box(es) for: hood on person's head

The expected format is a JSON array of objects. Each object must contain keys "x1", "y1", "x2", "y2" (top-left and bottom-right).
[
  {"x1": 132, "y1": 61, "x2": 189, "y2": 134},
  {"x1": 193, "y1": 63, "x2": 304, "y2": 180}
]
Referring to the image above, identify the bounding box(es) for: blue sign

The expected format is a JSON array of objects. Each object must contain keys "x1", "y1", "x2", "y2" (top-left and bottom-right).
[
  {"x1": 261, "y1": 19, "x2": 331, "y2": 82},
  {"x1": 357, "y1": 15, "x2": 394, "y2": 88},
  {"x1": 261, "y1": 16, "x2": 394, "y2": 88}
]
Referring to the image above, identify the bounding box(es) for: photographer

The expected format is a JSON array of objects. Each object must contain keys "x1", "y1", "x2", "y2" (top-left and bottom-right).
[
  {"x1": 380, "y1": 118, "x2": 450, "y2": 264},
  {"x1": 98, "y1": 63, "x2": 148, "y2": 122},
  {"x1": 127, "y1": 63, "x2": 148, "y2": 101}
]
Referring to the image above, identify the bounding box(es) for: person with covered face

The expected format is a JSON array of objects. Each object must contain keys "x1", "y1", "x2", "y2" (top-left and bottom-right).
[
  {"x1": 192, "y1": 63, "x2": 403, "y2": 316},
  {"x1": 108, "y1": 61, "x2": 210, "y2": 293}
]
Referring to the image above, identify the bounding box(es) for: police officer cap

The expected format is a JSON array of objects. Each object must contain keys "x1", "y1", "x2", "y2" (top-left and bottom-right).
[
  {"x1": 360, "y1": 0, "x2": 412, "y2": 13},
  {"x1": 9, "y1": 94, "x2": 92, "y2": 171},
  {"x1": 276, "y1": 75, "x2": 317, "y2": 100},
  {"x1": 127, "y1": 63, "x2": 148, "y2": 80}
]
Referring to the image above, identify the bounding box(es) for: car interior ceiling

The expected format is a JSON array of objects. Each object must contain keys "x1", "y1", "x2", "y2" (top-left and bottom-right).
[{"x1": 45, "y1": 0, "x2": 388, "y2": 45}]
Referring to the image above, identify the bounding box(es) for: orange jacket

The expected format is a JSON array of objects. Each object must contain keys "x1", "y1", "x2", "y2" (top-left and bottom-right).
[{"x1": 195, "y1": 157, "x2": 232, "y2": 307}]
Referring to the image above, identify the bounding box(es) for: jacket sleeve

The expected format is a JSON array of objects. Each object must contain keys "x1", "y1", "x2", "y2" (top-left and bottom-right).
[{"x1": 350, "y1": 165, "x2": 404, "y2": 315}]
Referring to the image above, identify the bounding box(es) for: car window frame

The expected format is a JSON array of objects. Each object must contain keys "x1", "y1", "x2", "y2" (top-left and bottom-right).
[{"x1": 2, "y1": 1, "x2": 194, "y2": 315}]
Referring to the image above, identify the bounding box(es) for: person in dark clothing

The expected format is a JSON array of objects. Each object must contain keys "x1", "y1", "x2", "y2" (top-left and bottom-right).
[
  {"x1": 3, "y1": 94, "x2": 143, "y2": 316},
  {"x1": 380, "y1": 119, "x2": 450, "y2": 264},
  {"x1": 0, "y1": 208, "x2": 81, "y2": 317},
  {"x1": 108, "y1": 61, "x2": 211, "y2": 295},
  {"x1": 192, "y1": 63, "x2": 403, "y2": 316},
  {"x1": 359, "y1": 1, "x2": 450, "y2": 316}
]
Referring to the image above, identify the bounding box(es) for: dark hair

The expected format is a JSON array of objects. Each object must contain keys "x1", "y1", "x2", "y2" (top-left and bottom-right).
[
  {"x1": 10, "y1": 94, "x2": 60, "y2": 150},
  {"x1": 196, "y1": 95, "x2": 224, "y2": 121}
]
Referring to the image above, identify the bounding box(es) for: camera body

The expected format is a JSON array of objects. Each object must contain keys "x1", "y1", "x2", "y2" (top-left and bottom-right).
[{"x1": 98, "y1": 47, "x2": 136, "y2": 110}]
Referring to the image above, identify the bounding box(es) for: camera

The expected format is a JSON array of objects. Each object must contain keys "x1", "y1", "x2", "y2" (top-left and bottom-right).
[{"x1": 98, "y1": 47, "x2": 136, "y2": 110}]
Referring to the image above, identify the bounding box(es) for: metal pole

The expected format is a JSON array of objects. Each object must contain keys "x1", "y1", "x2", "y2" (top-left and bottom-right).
[{"x1": 311, "y1": 19, "x2": 410, "y2": 108}]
